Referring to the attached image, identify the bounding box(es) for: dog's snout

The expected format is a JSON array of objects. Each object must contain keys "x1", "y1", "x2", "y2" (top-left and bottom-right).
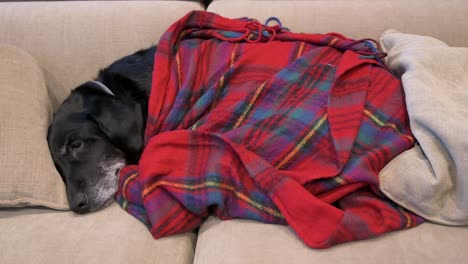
[
  {"x1": 79, "y1": 180, "x2": 85, "y2": 189},
  {"x1": 78, "y1": 198, "x2": 87, "y2": 209},
  {"x1": 71, "y1": 192, "x2": 89, "y2": 214}
]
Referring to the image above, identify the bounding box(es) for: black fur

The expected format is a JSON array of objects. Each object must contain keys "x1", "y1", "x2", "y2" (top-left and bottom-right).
[{"x1": 47, "y1": 46, "x2": 156, "y2": 214}]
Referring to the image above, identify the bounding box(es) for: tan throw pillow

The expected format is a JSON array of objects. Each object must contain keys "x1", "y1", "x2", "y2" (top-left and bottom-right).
[
  {"x1": 379, "y1": 30, "x2": 468, "y2": 225},
  {"x1": 0, "y1": 46, "x2": 68, "y2": 209}
]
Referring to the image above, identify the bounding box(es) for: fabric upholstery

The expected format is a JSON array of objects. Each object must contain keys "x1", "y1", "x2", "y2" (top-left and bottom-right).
[
  {"x1": 207, "y1": 0, "x2": 468, "y2": 47},
  {"x1": 0, "y1": 203, "x2": 197, "y2": 264},
  {"x1": 378, "y1": 30, "x2": 468, "y2": 225},
  {"x1": 0, "y1": 1, "x2": 203, "y2": 109},
  {"x1": 0, "y1": 45, "x2": 68, "y2": 209},
  {"x1": 194, "y1": 217, "x2": 468, "y2": 264}
]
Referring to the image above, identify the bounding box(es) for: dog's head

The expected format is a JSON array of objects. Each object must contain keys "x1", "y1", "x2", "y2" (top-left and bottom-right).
[{"x1": 47, "y1": 81, "x2": 144, "y2": 214}]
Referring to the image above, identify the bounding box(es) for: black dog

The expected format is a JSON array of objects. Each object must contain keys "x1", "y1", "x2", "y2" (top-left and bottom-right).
[{"x1": 47, "y1": 46, "x2": 156, "y2": 214}]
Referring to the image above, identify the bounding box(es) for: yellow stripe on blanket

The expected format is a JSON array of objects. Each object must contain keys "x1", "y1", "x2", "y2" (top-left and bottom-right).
[
  {"x1": 143, "y1": 180, "x2": 284, "y2": 219},
  {"x1": 121, "y1": 172, "x2": 140, "y2": 210},
  {"x1": 364, "y1": 109, "x2": 414, "y2": 142},
  {"x1": 233, "y1": 81, "x2": 268, "y2": 129},
  {"x1": 276, "y1": 114, "x2": 328, "y2": 169}
]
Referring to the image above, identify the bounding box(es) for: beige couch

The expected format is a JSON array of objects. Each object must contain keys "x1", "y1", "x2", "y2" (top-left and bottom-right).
[{"x1": 0, "y1": 1, "x2": 467, "y2": 263}]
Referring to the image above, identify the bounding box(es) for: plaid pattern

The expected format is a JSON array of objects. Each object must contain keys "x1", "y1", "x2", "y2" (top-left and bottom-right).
[{"x1": 115, "y1": 11, "x2": 423, "y2": 249}]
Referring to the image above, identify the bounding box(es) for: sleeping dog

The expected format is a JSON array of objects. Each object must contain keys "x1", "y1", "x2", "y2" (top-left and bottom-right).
[{"x1": 47, "y1": 46, "x2": 156, "y2": 214}]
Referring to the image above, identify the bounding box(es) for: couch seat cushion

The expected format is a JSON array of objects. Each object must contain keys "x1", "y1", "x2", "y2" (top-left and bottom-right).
[
  {"x1": 194, "y1": 217, "x2": 468, "y2": 264},
  {"x1": 0, "y1": 203, "x2": 196, "y2": 264}
]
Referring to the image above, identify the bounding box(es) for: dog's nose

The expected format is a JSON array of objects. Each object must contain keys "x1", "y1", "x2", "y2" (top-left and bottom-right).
[{"x1": 71, "y1": 192, "x2": 89, "y2": 214}]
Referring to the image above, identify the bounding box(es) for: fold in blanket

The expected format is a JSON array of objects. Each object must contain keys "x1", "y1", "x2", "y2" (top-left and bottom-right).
[{"x1": 115, "y1": 11, "x2": 423, "y2": 248}]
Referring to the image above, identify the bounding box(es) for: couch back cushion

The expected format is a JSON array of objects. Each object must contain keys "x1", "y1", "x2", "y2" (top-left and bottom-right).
[
  {"x1": 0, "y1": 1, "x2": 203, "y2": 109},
  {"x1": 207, "y1": 0, "x2": 468, "y2": 47}
]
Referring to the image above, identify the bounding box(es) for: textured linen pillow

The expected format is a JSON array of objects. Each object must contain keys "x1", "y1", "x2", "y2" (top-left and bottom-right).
[
  {"x1": 0, "y1": 46, "x2": 68, "y2": 209},
  {"x1": 379, "y1": 30, "x2": 468, "y2": 225}
]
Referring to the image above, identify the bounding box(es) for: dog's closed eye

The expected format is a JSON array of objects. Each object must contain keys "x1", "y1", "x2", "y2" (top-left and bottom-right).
[
  {"x1": 60, "y1": 138, "x2": 84, "y2": 157},
  {"x1": 68, "y1": 140, "x2": 83, "y2": 149}
]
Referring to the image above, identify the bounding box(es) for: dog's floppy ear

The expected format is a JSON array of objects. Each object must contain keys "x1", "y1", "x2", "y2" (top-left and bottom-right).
[{"x1": 89, "y1": 99, "x2": 144, "y2": 162}]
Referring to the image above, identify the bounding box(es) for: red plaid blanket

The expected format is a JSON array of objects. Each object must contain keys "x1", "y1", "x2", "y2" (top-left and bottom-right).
[{"x1": 116, "y1": 11, "x2": 423, "y2": 248}]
